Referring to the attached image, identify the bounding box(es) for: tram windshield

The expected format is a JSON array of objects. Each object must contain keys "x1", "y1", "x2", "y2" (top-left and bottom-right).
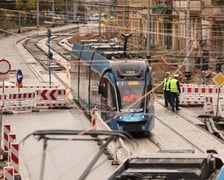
[{"x1": 117, "y1": 80, "x2": 145, "y2": 112}]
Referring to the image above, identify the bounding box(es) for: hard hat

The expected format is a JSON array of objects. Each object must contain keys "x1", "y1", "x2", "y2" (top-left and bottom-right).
[
  {"x1": 174, "y1": 74, "x2": 179, "y2": 78},
  {"x1": 166, "y1": 72, "x2": 170, "y2": 75}
]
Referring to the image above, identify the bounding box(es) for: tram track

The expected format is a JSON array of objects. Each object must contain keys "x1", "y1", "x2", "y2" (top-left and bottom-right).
[
  {"x1": 18, "y1": 25, "x2": 224, "y2": 159},
  {"x1": 22, "y1": 26, "x2": 79, "y2": 88},
  {"x1": 154, "y1": 115, "x2": 204, "y2": 153}
]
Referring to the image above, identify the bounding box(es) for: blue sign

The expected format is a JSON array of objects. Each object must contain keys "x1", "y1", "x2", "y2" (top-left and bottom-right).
[{"x1": 16, "y1": 69, "x2": 23, "y2": 84}]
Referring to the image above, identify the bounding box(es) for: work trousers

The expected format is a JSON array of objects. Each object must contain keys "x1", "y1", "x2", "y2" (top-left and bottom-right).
[
  {"x1": 164, "y1": 90, "x2": 170, "y2": 106},
  {"x1": 170, "y1": 92, "x2": 179, "y2": 111}
]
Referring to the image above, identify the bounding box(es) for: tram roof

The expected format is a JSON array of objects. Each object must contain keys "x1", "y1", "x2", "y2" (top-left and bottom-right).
[{"x1": 72, "y1": 42, "x2": 111, "y2": 74}]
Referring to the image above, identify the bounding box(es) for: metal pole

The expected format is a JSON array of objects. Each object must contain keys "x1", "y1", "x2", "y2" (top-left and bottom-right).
[
  {"x1": 107, "y1": 6, "x2": 112, "y2": 39},
  {"x1": 99, "y1": 6, "x2": 101, "y2": 36},
  {"x1": 64, "y1": 0, "x2": 68, "y2": 23},
  {"x1": 0, "y1": 80, "x2": 4, "y2": 156},
  {"x1": 2, "y1": 80, "x2": 4, "y2": 94},
  {"x1": 39, "y1": 139, "x2": 47, "y2": 180},
  {"x1": 37, "y1": 0, "x2": 39, "y2": 29},
  {"x1": 216, "y1": 87, "x2": 220, "y2": 116},
  {"x1": 52, "y1": 0, "x2": 55, "y2": 26},
  {"x1": 185, "y1": 0, "x2": 191, "y2": 79},
  {"x1": 0, "y1": 106, "x2": 2, "y2": 157},
  {"x1": 123, "y1": 0, "x2": 126, "y2": 27},
  {"x1": 73, "y1": 0, "x2": 78, "y2": 23},
  {"x1": 18, "y1": 0, "x2": 21, "y2": 33},
  {"x1": 146, "y1": 0, "x2": 150, "y2": 60},
  {"x1": 47, "y1": 29, "x2": 51, "y2": 85}
]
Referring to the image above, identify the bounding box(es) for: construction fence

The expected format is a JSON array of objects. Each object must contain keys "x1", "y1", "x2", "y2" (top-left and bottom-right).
[
  {"x1": 0, "y1": 85, "x2": 69, "y2": 112},
  {"x1": 179, "y1": 84, "x2": 224, "y2": 116}
]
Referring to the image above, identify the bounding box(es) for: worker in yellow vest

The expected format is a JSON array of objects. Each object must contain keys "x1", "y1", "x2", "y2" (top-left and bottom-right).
[
  {"x1": 163, "y1": 72, "x2": 171, "y2": 107},
  {"x1": 169, "y1": 74, "x2": 181, "y2": 112}
]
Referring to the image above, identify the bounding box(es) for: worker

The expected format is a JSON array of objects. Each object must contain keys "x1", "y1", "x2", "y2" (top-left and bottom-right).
[
  {"x1": 169, "y1": 74, "x2": 181, "y2": 112},
  {"x1": 122, "y1": 90, "x2": 140, "y2": 102},
  {"x1": 163, "y1": 72, "x2": 171, "y2": 107}
]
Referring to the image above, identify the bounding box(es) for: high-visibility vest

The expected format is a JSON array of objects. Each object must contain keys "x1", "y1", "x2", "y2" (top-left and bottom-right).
[
  {"x1": 163, "y1": 78, "x2": 171, "y2": 91},
  {"x1": 170, "y1": 79, "x2": 179, "y2": 93},
  {"x1": 163, "y1": 78, "x2": 167, "y2": 90}
]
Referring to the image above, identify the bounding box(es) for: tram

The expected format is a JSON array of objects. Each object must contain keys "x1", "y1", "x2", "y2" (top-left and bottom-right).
[{"x1": 70, "y1": 36, "x2": 154, "y2": 133}]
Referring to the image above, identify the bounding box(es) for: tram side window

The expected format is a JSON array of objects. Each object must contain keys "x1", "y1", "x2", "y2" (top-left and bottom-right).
[{"x1": 107, "y1": 82, "x2": 117, "y2": 111}]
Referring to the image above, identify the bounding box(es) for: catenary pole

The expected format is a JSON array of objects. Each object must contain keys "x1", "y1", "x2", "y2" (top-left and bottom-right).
[
  {"x1": 123, "y1": 0, "x2": 126, "y2": 27},
  {"x1": 37, "y1": 0, "x2": 39, "y2": 29},
  {"x1": 146, "y1": 0, "x2": 150, "y2": 60},
  {"x1": 185, "y1": 0, "x2": 191, "y2": 79},
  {"x1": 18, "y1": 0, "x2": 21, "y2": 33},
  {"x1": 52, "y1": 0, "x2": 55, "y2": 26}
]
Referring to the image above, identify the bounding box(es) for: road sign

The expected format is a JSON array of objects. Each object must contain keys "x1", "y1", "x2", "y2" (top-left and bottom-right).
[
  {"x1": 0, "y1": 59, "x2": 11, "y2": 74},
  {"x1": 40, "y1": 89, "x2": 57, "y2": 100},
  {"x1": 0, "y1": 59, "x2": 11, "y2": 80},
  {"x1": 212, "y1": 72, "x2": 224, "y2": 87},
  {"x1": 16, "y1": 69, "x2": 23, "y2": 86}
]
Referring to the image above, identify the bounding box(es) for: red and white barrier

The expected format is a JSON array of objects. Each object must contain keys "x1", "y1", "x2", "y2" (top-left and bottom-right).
[
  {"x1": 0, "y1": 85, "x2": 58, "y2": 89},
  {"x1": 4, "y1": 124, "x2": 11, "y2": 155},
  {"x1": 0, "y1": 94, "x2": 7, "y2": 112},
  {"x1": 8, "y1": 134, "x2": 16, "y2": 165},
  {"x1": 0, "y1": 94, "x2": 7, "y2": 101},
  {"x1": 11, "y1": 143, "x2": 19, "y2": 175},
  {"x1": 180, "y1": 84, "x2": 224, "y2": 105},
  {"x1": 204, "y1": 96, "x2": 214, "y2": 115},
  {"x1": 91, "y1": 108, "x2": 130, "y2": 164},
  {"x1": 4, "y1": 166, "x2": 14, "y2": 180},
  {"x1": 7, "y1": 92, "x2": 35, "y2": 111},
  {"x1": 35, "y1": 89, "x2": 67, "y2": 108},
  {"x1": 0, "y1": 85, "x2": 58, "y2": 95},
  {"x1": 0, "y1": 88, "x2": 68, "y2": 112},
  {"x1": 2, "y1": 124, "x2": 21, "y2": 179},
  {"x1": 91, "y1": 108, "x2": 98, "y2": 128}
]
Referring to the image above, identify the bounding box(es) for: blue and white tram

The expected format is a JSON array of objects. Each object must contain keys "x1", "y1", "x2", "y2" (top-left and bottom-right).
[{"x1": 70, "y1": 40, "x2": 154, "y2": 133}]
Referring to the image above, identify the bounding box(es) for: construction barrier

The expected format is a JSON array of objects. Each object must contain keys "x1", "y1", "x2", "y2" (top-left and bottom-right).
[
  {"x1": 11, "y1": 143, "x2": 19, "y2": 175},
  {"x1": 91, "y1": 108, "x2": 130, "y2": 164},
  {"x1": 0, "y1": 88, "x2": 68, "y2": 112},
  {"x1": 0, "y1": 94, "x2": 7, "y2": 112},
  {"x1": 209, "y1": 96, "x2": 224, "y2": 117},
  {"x1": 4, "y1": 166, "x2": 14, "y2": 180},
  {"x1": 8, "y1": 133, "x2": 16, "y2": 165},
  {"x1": 180, "y1": 84, "x2": 224, "y2": 105},
  {"x1": 0, "y1": 85, "x2": 58, "y2": 97},
  {"x1": 35, "y1": 89, "x2": 67, "y2": 108},
  {"x1": 7, "y1": 92, "x2": 35, "y2": 112},
  {"x1": 2, "y1": 124, "x2": 21, "y2": 180},
  {"x1": 204, "y1": 96, "x2": 214, "y2": 115},
  {"x1": 3, "y1": 124, "x2": 11, "y2": 158}
]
